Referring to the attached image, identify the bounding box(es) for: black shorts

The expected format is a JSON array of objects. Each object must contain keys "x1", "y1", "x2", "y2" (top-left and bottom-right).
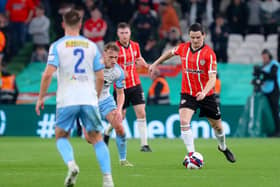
[
  {"x1": 179, "y1": 93, "x2": 221, "y2": 120},
  {"x1": 113, "y1": 84, "x2": 145, "y2": 109}
]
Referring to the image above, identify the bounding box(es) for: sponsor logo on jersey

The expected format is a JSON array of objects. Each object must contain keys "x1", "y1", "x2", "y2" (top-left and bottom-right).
[
  {"x1": 184, "y1": 69, "x2": 203, "y2": 74},
  {"x1": 124, "y1": 61, "x2": 133, "y2": 66},
  {"x1": 65, "y1": 40, "x2": 89, "y2": 48},
  {"x1": 70, "y1": 75, "x2": 88, "y2": 82}
]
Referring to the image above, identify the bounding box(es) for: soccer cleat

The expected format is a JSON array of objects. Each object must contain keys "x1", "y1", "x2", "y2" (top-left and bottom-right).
[
  {"x1": 120, "y1": 160, "x2": 134, "y2": 167},
  {"x1": 103, "y1": 174, "x2": 114, "y2": 187},
  {"x1": 218, "y1": 146, "x2": 236, "y2": 163},
  {"x1": 140, "y1": 145, "x2": 152, "y2": 152},
  {"x1": 64, "y1": 163, "x2": 79, "y2": 187},
  {"x1": 103, "y1": 134, "x2": 110, "y2": 146}
]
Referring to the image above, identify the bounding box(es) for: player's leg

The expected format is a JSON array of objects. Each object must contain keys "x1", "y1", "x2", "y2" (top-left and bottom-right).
[
  {"x1": 103, "y1": 90, "x2": 128, "y2": 145},
  {"x1": 208, "y1": 118, "x2": 236, "y2": 163},
  {"x1": 80, "y1": 105, "x2": 114, "y2": 187},
  {"x1": 200, "y1": 95, "x2": 236, "y2": 163},
  {"x1": 179, "y1": 108, "x2": 195, "y2": 154},
  {"x1": 131, "y1": 85, "x2": 151, "y2": 152},
  {"x1": 179, "y1": 94, "x2": 198, "y2": 155},
  {"x1": 103, "y1": 124, "x2": 113, "y2": 145},
  {"x1": 133, "y1": 103, "x2": 152, "y2": 152},
  {"x1": 55, "y1": 106, "x2": 80, "y2": 187},
  {"x1": 106, "y1": 109, "x2": 133, "y2": 167}
]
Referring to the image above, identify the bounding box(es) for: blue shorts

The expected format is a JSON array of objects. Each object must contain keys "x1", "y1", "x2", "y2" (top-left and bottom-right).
[
  {"x1": 98, "y1": 96, "x2": 117, "y2": 120},
  {"x1": 56, "y1": 105, "x2": 103, "y2": 132}
]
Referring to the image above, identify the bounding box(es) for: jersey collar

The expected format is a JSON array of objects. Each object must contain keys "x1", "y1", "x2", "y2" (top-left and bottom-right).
[
  {"x1": 190, "y1": 43, "x2": 205, "y2": 53},
  {"x1": 118, "y1": 40, "x2": 131, "y2": 49}
]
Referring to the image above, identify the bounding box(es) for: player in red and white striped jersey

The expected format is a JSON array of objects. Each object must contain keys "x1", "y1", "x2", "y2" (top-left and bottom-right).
[
  {"x1": 149, "y1": 23, "x2": 236, "y2": 163},
  {"x1": 104, "y1": 22, "x2": 152, "y2": 152}
]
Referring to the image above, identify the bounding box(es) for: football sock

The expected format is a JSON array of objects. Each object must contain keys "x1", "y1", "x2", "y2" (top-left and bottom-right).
[
  {"x1": 56, "y1": 138, "x2": 74, "y2": 165},
  {"x1": 137, "y1": 118, "x2": 148, "y2": 146},
  {"x1": 214, "y1": 130, "x2": 227, "y2": 151},
  {"x1": 104, "y1": 124, "x2": 113, "y2": 136},
  {"x1": 181, "y1": 126, "x2": 195, "y2": 153},
  {"x1": 94, "y1": 141, "x2": 111, "y2": 174},
  {"x1": 116, "y1": 134, "x2": 127, "y2": 160}
]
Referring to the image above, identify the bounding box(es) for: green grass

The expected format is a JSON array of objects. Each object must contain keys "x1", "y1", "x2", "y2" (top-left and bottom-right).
[{"x1": 0, "y1": 138, "x2": 280, "y2": 187}]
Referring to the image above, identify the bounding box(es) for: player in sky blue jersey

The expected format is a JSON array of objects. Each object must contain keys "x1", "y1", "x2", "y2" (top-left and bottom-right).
[
  {"x1": 84, "y1": 42, "x2": 133, "y2": 167},
  {"x1": 35, "y1": 10, "x2": 114, "y2": 187}
]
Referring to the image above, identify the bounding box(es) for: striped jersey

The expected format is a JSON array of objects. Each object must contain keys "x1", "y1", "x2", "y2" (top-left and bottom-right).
[
  {"x1": 116, "y1": 40, "x2": 141, "y2": 89},
  {"x1": 99, "y1": 64, "x2": 125, "y2": 101},
  {"x1": 172, "y1": 42, "x2": 217, "y2": 96},
  {"x1": 47, "y1": 35, "x2": 104, "y2": 108}
]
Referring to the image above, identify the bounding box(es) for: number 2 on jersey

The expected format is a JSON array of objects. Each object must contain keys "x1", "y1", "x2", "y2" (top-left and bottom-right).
[{"x1": 74, "y1": 48, "x2": 85, "y2": 73}]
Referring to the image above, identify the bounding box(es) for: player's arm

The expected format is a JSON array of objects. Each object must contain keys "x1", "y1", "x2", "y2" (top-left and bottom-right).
[
  {"x1": 36, "y1": 64, "x2": 56, "y2": 115},
  {"x1": 95, "y1": 70, "x2": 104, "y2": 98},
  {"x1": 196, "y1": 73, "x2": 216, "y2": 101},
  {"x1": 36, "y1": 44, "x2": 58, "y2": 115},
  {"x1": 136, "y1": 56, "x2": 149, "y2": 68},
  {"x1": 149, "y1": 49, "x2": 174, "y2": 75},
  {"x1": 115, "y1": 66, "x2": 125, "y2": 111},
  {"x1": 93, "y1": 48, "x2": 104, "y2": 98},
  {"x1": 135, "y1": 43, "x2": 149, "y2": 68},
  {"x1": 116, "y1": 87, "x2": 124, "y2": 112}
]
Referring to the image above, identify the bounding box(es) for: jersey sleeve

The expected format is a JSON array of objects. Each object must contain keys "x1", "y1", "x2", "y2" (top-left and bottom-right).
[
  {"x1": 171, "y1": 43, "x2": 184, "y2": 56},
  {"x1": 136, "y1": 42, "x2": 141, "y2": 58},
  {"x1": 207, "y1": 49, "x2": 217, "y2": 74},
  {"x1": 47, "y1": 43, "x2": 59, "y2": 67},
  {"x1": 93, "y1": 47, "x2": 104, "y2": 72},
  {"x1": 115, "y1": 65, "x2": 125, "y2": 88}
]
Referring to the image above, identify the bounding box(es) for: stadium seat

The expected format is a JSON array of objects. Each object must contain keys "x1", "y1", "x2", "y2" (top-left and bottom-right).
[
  {"x1": 267, "y1": 34, "x2": 278, "y2": 42},
  {"x1": 228, "y1": 34, "x2": 243, "y2": 45},
  {"x1": 245, "y1": 34, "x2": 265, "y2": 44},
  {"x1": 229, "y1": 54, "x2": 252, "y2": 64}
]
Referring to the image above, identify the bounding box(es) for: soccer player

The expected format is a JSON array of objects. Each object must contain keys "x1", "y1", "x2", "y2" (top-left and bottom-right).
[
  {"x1": 103, "y1": 22, "x2": 152, "y2": 152},
  {"x1": 149, "y1": 23, "x2": 236, "y2": 163},
  {"x1": 85, "y1": 42, "x2": 133, "y2": 167},
  {"x1": 35, "y1": 10, "x2": 114, "y2": 187}
]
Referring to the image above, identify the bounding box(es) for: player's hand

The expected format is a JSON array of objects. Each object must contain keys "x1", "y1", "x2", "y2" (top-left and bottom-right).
[
  {"x1": 35, "y1": 98, "x2": 44, "y2": 116},
  {"x1": 148, "y1": 64, "x2": 156, "y2": 76},
  {"x1": 196, "y1": 92, "x2": 206, "y2": 101}
]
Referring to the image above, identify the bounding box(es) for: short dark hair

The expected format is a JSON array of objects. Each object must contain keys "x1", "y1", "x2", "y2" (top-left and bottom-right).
[
  {"x1": 117, "y1": 22, "x2": 130, "y2": 30},
  {"x1": 104, "y1": 42, "x2": 120, "y2": 52},
  {"x1": 262, "y1": 49, "x2": 273, "y2": 60},
  {"x1": 63, "y1": 9, "x2": 81, "y2": 26},
  {"x1": 90, "y1": 6, "x2": 99, "y2": 12},
  {"x1": 189, "y1": 23, "x2": 204, "y2": 34}
]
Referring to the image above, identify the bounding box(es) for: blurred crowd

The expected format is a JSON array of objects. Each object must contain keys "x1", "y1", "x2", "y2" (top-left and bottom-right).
[{"x1": 0, "y1": 0, "x2": 280, "y2": 65}]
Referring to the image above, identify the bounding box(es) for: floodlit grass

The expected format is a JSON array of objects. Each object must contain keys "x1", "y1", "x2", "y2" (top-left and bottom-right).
[{"x1": 0, "y1": 138, "x2": 279, "y2": 187}]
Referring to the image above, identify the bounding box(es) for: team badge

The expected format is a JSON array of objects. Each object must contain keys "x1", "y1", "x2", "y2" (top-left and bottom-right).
[{"x1": 200, "y1": 59, "x2": 206, "y2": 65}]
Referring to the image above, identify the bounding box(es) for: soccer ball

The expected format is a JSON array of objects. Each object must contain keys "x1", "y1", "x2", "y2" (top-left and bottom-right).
[{"x1": 183, "y1": 152, "x2": 204, "y2": 169}]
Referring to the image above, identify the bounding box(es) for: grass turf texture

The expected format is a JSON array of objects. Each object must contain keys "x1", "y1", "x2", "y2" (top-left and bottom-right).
[{"x1": 0, "y1": 138, "x2": 279, "y2": 187}]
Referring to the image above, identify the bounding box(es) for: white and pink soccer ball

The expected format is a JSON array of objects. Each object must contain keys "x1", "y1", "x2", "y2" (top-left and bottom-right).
[{"x1": 183, "y1": 152, "x2": 204, "y2": 169}]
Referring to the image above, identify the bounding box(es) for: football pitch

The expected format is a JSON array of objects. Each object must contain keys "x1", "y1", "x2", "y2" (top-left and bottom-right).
[{"x1": 0, "y1": 138, "x2": 279, "y2": 187}]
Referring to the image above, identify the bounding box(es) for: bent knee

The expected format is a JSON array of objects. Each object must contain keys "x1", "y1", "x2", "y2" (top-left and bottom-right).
[{"x1": 115, "y1": 125, "x2": 125, "y2": 135}]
